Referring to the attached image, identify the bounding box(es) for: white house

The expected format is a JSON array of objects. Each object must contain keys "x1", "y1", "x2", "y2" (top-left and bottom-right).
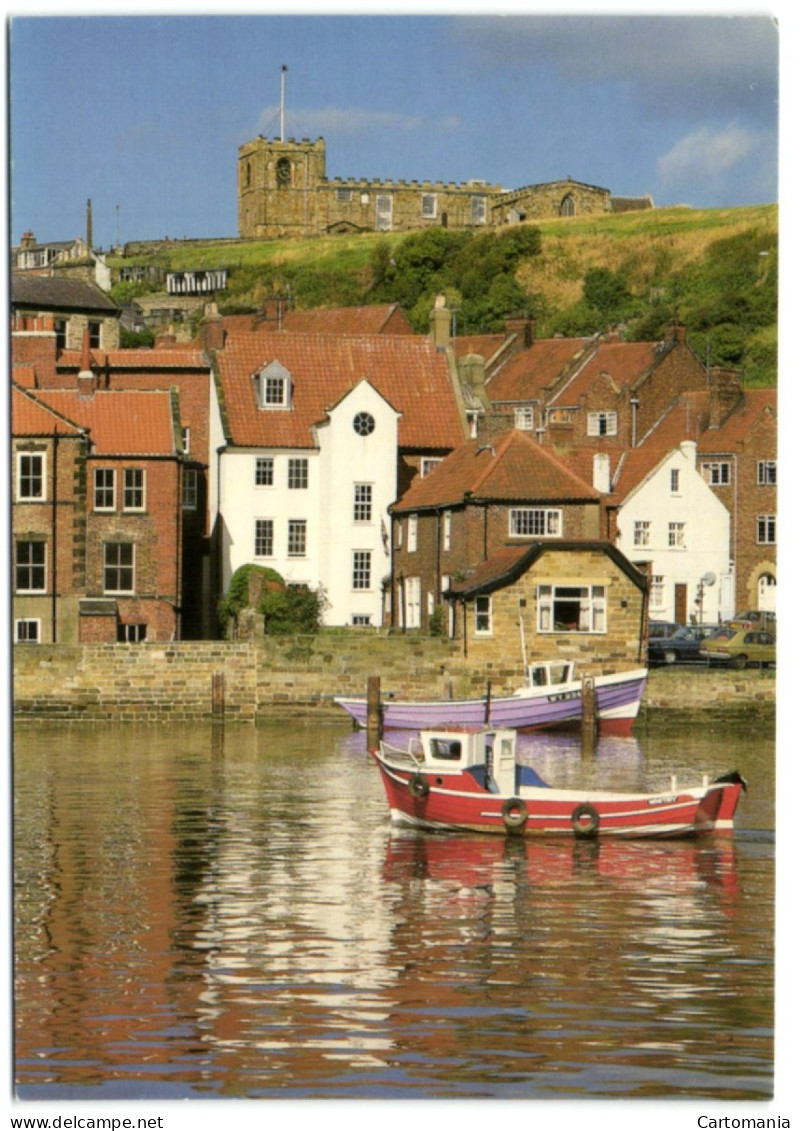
[
  {"x1": 209, "y1": 331, "x2": 465, "y2": 626},
  {"x1": 613, "y1": 440, "x2": 734, "y2": 624}
]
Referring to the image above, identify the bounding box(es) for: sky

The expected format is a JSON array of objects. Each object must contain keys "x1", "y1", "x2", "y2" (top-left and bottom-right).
[{"x1": 7, "y1": 7, "x2": 780, "y2": 249}]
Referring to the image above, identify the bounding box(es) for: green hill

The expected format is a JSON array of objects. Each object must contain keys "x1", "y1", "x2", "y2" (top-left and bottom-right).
[{"x1": 110, "y1": 203, "x2": 777, "y2": 387}]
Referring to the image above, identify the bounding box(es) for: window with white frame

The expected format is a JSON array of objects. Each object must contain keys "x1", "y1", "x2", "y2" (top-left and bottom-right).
[
  {"x1": 670, "y1": 469, "x2": 680, "y2": 493},
  {"x1": 118, "y1": 624, "x2": 147, "y2": 643},
  {"x1": 103, "y1": 542, "x2": 135, "y2": 594},
  {"x1": 514, "y1": 406, "x2": 535, "y2": 431},
  {"x1": 17, "y1": 452, "x2": 45, "y2": 501},
  {"x1": 475, "y1": 595, "x2": 492, "y2": 634},
  {"x1": 255, "y1": 456, "x2": 274, "y2": 486},
  {"x1": 351, "y1": 614, "x2": 372, "y2": 626},
  {"x1": 353, "y1": 484, "x2": 372, "y2": 523},
  {"x1": 703, "y1": 461, "x2": 731, "y2": 486},
  {"x1": 442, "y1": 510, "x2": 452, "y2": 552},
  {"x1": 258, "y1": 362, "x2": 291, "y2": 409},
  {"x1": 123, "y1": 468, "x2": 146, "y2": 511},
  {"x1": 757, "y1": 514, "x2": 776, "y2": 544},
  {"x1": 649, "y1": 575, "x2": 665, "y2": 609},
  {"x1": 352, "y1": 550, "x2": 372, "y2": 590},
  {"x1": 668, "y1": 522, "x2": 686, "y2": 548},
  {"x1": 421, "y1": 458, "x2": 442, "y2": 477},
  {"x1": 94, "y1": 468, "x2": 116, "y2": 511},
  {"x1": 287, "y1": 458, "x2": 308, "y2": 489},
  {"x1": 421, "y1": 193, "x2": 437, "y2": 219},
  {"x1": 255, "y1": 519, "x2": 274, "y2": 557},
  {"x1": 182, "y1": 469, "x2": 198, "y2": 510},
  {"x1": 757, "y1": 460, "x2": 777, "y2": 486},
  {"x1": 587, "y1": 411, "x2": 617, "y2": 437},
  {"x1": 509, "y1": 508, "x2": 562, "y2": 538},
  {"x1": 15, "y1": 540, "x2": 46, "y2": 593},
  {"x1": 181, "y1": 427, "x2": 191, "y2": 455},
  {"x1": 15, "y1": 618, "x2": 41, "y2": 643},
  {"x1": 408, "y1": 514, "x2": 418, "y2": 552},
  {"x1": 287, "y1": 519, "x2": 307, "y2": 557},
  {"x1": 537, "y1": 584, "x2": 607, "y2": 634},
  {"x1": 396, "y1": 520, "x2": 403, "y2": 549},
  {"x1": 549, "y1": 408, "x2": 573, "y2": 425},
  {"x1": 633, "y1": 520, "x2": 651, "y2": 547}
]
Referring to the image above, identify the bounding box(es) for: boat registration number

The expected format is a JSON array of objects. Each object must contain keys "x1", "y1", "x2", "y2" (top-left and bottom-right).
[
  {"x1": 547, "y1": 690, "x2": 581, "y2": 703},
  {"x1": 648, "y1": 795, "x2": 678, "y2": 806}
]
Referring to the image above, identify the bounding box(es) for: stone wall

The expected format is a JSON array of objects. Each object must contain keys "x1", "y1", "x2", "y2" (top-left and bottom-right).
[{"x1": 13, "y1": 636, "x2": 774, "y2": 724}]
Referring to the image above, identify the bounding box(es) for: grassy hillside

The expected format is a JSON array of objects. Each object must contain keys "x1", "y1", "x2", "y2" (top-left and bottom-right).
[{"x1": 110, "y1": 203, "x2": 778, "y2": 386}]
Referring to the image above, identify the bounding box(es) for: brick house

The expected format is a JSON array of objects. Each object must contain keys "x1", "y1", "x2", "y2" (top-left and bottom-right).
[
  {"x1": 11, "y1": 275, "x2": 121, "y2": 353},
  {"x1": 445, "y1": 541, "x2": 648, "y2": 675},
  {"x1": 209, "y1": 330, "x2": 467, "y2": 627},
  {"x1": 483, "y1": 324, "x2": 709, "y2": 450},
  {"x1": 389, "y1": 428, "x2": 610, "y2": 633},
  {"x1": 12, "y1": 321, "x2": 214, "y2": 637},
  {"x1": 12, "y1": 378, "x2": 188, "y2": 644}
]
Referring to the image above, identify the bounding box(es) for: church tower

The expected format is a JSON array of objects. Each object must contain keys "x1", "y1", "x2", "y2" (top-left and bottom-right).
[{"x1": 237, "y1": 136, "x2": 327, "y2": 238}]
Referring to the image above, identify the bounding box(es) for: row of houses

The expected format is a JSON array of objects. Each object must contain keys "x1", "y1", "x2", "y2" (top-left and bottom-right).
[{"x1": 11, "y1": 274, "x2": 777, "y2": 659}]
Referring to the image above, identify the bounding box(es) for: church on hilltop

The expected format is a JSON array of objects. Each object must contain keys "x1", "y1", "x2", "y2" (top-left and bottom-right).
[{"x1": 237, "y1": 135, "x2": 654, "y2": 240}]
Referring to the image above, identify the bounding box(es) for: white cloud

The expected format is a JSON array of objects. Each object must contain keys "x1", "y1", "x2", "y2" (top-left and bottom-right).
[{"x1": 657, "y1": 125, "x2": 756, "y2": 189}]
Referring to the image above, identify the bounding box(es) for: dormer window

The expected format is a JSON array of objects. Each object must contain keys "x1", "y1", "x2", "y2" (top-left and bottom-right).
[{"x1": 257, "y1": 361, "x2": 292, "y2": 410}]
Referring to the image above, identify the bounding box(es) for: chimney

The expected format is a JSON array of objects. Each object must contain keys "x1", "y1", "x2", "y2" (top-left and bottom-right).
[
  {"x1": 429, "y1": 294, "x2": 451, "y2": 351},
  {"x1": 708, "y1": 366, "x2": 742, "y2": 428},
  {"x1": 593, "y1": 452, "x2": 611, "y2": 493},
  {"x1": 679, "y1": 439, "x2": 697, "y2": 469},
  {"x1": 200, "y1": 302, "x2": 226, "y2": 352},
  {"x1": 665, "y1": 322, "x2": 687, "y2": 346},
  {"x1": 20, "y1": 231, "x2": 36, "y2": 250},
  {"x1": 77, "y1": 329, "x2": 95, "y2": 397},
  {"x1": 504, "y1": 316, "x2": 535, "y2": 348}
]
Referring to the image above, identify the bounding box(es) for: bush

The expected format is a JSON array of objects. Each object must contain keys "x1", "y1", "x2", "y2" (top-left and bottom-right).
[
  {"x1": 218, "y1": 564, "x2": 285, "y2": 626},
  {"x1": 260, "y1": 584, "x2": 327, "y2": 635}
]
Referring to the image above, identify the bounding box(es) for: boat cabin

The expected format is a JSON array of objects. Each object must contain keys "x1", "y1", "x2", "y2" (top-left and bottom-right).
[
  {"x1": 527, "y1": 660, "x2": 575, "y2": 688},
  {"x1": 394, "y1": 727, "x2": 549, "y2": 795}
]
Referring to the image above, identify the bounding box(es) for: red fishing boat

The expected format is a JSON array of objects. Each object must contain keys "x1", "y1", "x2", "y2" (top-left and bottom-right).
[{"x1": 371, "y1": 726, "x2": 745, "y2": 839}]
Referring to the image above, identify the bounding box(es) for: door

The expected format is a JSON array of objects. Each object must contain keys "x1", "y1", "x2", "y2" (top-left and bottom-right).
[
  {"x1": 674, "y1": 583, "x2": 687, "y2": 624},
  {"x1": 758, "y1": 573, "x2": 776, "y2": 612}
]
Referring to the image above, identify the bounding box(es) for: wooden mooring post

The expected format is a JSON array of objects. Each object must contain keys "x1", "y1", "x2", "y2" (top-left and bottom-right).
[
  {"x1": 212, "y1": 671, "x2": 226, "y2": 725},
  {"x1": 581, "y1": 675, "x2": 597, "y2": 753},
  {"x1": 366, "y1": 675, "x2": 383, "y2": 749}
]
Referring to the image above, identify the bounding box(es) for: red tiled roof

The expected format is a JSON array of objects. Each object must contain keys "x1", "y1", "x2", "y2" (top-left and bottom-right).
[
  {"x1": 698, "y1": 389, "x2": 777, "y2": 450},
  {"x1": 12, "y1": 366, "x2": 37, "y2": 389},
  {"x1": 639, "y1": 390, "x2": 711, "y2": 447},
  {"x1": 448, "y1": 544, "x2": 534, "y2": 594},
  {"x1": 215, "y1": 331, "x2": 465, "y2": 451},
  {"x1": 12, "y1": 385, "x2": 84, "y2": 437},
  {"x1": 57, "y1": 347, "x2": 208, "y2": 370},
  {"x1": 219, "y1": 304, "x2": 413, "y2": 337},
  {"x1": 30, "y1": 389, "x2": 178, "y2": 456},
  {"x1": 486, "y1": 338, "x2": 594, "y2": 401},
  {"x1": 547, "y1": 340, "x2": 660, "y2": 407},
  {"x1": 393, "y1": 428, "x2": 601, "y2": 512},
  {"x1": 453, "y1": 334, "x2": 509, "y2": 361},
  {"x1": 447, "y1": 539, "x2": 647, "y2": 596},
  {"x1": 608, "y1": 447, "x2": 671, "y2": 503}
]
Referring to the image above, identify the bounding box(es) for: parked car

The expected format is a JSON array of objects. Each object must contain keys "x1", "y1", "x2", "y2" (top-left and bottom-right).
[
  {"x1": 648, "y1": 621, "x2": 679, "y2": 641},
  {"x1": 699, "y1": 628, "x2": 776, "y2": 669},
  {"x1": 727, "y1": 610, "x2": 777, "y2": 633},
  {"x1": 648, "y1": 623, "x2": 722, "y2": 666}
]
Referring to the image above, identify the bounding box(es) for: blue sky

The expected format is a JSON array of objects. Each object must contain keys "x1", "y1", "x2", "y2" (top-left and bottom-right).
[{"x1": 9, "y1": 10, "x2": 779, "y2": 248}]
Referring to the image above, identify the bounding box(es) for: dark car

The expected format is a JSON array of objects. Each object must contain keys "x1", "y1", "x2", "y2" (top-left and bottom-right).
[
  {"x1": 648, "y1": 623, "x2": 722, "y2": 666},
  {"x1": 648, "y1": 620, "x2": 679, "y2": 641}
]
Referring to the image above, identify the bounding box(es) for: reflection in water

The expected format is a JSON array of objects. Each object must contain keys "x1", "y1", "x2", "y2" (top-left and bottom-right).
[{"x1": 14, "y1": 721, "x2": 773, "y2": 1099}]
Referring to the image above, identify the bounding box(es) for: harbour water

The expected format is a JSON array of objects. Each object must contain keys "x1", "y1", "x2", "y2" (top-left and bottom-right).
[{"x1": 13, "y1": 717, "x2": 775, "y2": 1102}]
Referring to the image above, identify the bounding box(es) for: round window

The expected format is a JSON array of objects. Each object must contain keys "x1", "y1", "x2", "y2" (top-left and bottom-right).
[{"x1": 353, "y1": 412, "x2": 375, "y2": 436}]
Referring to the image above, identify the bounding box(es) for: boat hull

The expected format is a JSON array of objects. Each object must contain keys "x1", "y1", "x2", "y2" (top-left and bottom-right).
[
  {"x1": 371, "y1": 754, "x2": 742, "y2": 840},
  {"x1": 336, "y1": 669, "x2": 648, "y2": 736}
]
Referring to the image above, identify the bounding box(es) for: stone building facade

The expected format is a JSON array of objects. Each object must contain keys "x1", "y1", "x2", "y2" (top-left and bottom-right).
[{"x1": 238, "y1": 136, "x2": 651, "y2": 239}]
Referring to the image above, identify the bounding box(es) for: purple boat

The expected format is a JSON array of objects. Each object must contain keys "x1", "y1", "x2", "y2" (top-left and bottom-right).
[{"x1": 335, "y1": 660, "x2": 648, "y2": 737}]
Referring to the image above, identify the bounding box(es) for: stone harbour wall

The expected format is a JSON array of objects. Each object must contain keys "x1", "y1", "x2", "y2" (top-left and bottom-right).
[{"x1": 13, "y1": 637, "x2": 775, "y2": 725}]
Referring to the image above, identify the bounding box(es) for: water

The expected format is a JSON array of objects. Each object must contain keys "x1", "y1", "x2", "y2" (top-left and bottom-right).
[{"x1": 13, "y1": 717, "x2": 775, "y2": 1101}]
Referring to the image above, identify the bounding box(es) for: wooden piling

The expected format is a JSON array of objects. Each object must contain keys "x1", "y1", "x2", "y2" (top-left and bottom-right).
[
  {"x1": 212, "y1": 672, "x2": 225, "y2": 726},
  {"x1": 581, "y1": 675, "x2": 597, "y2": 753},
  {"x1": 366, "y1": 675, "x2": 382, "y2": 749},
  {"x1": 484, "y1": 681, "x2": 492, "y2": 723}
]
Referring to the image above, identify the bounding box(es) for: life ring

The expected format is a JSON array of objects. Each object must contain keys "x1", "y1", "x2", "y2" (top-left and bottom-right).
[
  {"x1": 502, "y1": 797, "x2": 528, "y2": 832},
  {"x1": 571, "y1": 803, "x2": 600, "y2": 838},
  {"x1": 408, "y1": 773, "x2": 430, "y2": 799}
]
